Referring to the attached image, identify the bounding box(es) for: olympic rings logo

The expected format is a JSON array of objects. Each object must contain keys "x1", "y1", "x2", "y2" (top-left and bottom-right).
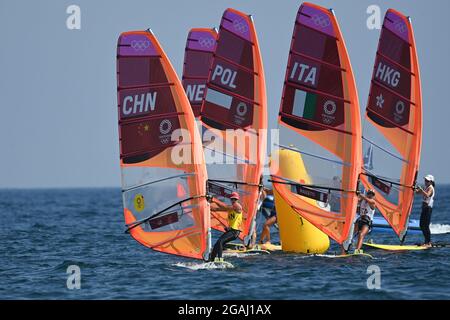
[
  {"x1": 198, "y1": 37, "x2": 215, "y2": 48},
  {"x1": 312, "y1": 14, "x2": 330, "y2": 28},
  {"x1": 323, "y1": 100, "x2": 337, "y2": 115},
  {"x1": 233, "y1": 19, "x2": 249, "y2": 34},
  {"x1": 131, "y1": 40, "x2": 150, "y2": 51},
  {"x1": 395, "y1": 101, "x2": 405, "y2": 115},
  {"x1": 394, "y1": 21, "x2": 407, "y2": 34},
  {"x1": 236, "y1": 102, "x2": 248, "y2": 117},
  {"x1": 159, "y1": 119, "x2": 172, "y2": 135}
]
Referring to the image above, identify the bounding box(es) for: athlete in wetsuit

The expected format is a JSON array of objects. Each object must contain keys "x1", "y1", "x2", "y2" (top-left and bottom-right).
[
  {"x1": 415, "y1": 174, "x2": 435, "y2": 247},
  {"x1": 209, "y1": 192, "x2": 243, "y2": 262},
  {"x1": 353, "y1": 189, "x2": 376, "y2": 253}
]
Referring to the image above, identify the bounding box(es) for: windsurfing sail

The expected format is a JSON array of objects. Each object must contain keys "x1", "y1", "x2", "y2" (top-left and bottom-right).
[
  {"x1": 200, "y1": 8, "x2": 267, "y2": 244},
  {"x1": 270, "y1": 3, "x2": 362, "y2": 245},
  {"x1": 182, "y1": 28, "x2": 218, "y2": 118},
  {"x1": 116, "y1": 30, "x2": 210, "y2": 260},
  {"x1": 360, "y1": 9, "x2": 422, "y2": 241}
]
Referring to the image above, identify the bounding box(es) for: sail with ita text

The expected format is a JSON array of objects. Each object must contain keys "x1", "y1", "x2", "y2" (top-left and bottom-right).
[{"x1": 270, "y1": 2, "x2": 362, "y2": 247}]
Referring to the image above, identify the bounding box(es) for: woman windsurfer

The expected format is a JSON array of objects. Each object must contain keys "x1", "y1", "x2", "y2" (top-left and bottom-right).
[{"x1": 415, "y1": 175, "x2": 435, "y2": 247}]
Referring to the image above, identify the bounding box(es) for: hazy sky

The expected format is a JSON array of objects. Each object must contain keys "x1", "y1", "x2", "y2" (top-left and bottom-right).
[{"x1": 1, "y1": 0, "x2": 449, "y2": 188}]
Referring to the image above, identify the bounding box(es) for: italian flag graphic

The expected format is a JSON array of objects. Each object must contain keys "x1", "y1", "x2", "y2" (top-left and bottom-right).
[{"x1": 292, "y1": 89, "x2": 317, "y2": 120}]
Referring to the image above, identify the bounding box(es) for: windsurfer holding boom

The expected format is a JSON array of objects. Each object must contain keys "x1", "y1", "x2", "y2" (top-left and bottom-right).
[
  {"x1": 209, "y1": 192, "x2": 243, "y2": 262},
  {"x1": 415, "y1": 175, "x2": 435, "y2": 247},
  {"x1": 353, "y1": 189, "x2": 376, "y2": 253}
]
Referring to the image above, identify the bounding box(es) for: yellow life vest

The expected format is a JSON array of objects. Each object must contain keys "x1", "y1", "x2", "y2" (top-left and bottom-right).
[{"x1": 228, "y1": 209, "x2": 242, "y2": 231}]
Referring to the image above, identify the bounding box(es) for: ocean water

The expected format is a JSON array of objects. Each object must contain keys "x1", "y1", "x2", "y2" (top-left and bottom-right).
[{"x1": 0, "y1": 186, "x2": 449, "y2": 300}]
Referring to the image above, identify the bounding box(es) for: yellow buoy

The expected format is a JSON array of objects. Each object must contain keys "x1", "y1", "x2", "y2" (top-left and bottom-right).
[{"x1": 272, "y1": 149, "x2": 330, "y2": 254}]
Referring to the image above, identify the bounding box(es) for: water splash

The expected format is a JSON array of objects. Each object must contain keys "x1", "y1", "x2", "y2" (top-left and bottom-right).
[
  {"x1": 430, "y1": 223, "x2": 450, "y2": 234},
  {"x1": 172, "y1": 261, "x2": 235, "y2": 270}
]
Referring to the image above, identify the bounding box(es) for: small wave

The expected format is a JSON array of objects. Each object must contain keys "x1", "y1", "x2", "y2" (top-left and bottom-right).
[
  {"x1": 223, "y1": 252, "x2": 259, "y2": 258},
  {"x1": 172, "y1": 261, "x2": 234, "y2": 270},
  {"x1": 430, "y1": 223, "x2": 450, "y2": 234},
  {"x1": 313, "y1": 253, "x2": 376, "y2": 260}
]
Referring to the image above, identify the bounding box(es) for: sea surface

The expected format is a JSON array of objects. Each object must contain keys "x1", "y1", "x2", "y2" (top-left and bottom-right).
[{"x1": 1, "y1": 186, "x2": 449, "y2": 300}]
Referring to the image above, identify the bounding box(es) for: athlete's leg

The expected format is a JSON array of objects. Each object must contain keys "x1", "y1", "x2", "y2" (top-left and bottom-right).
[
  {"x1": 260, "y1": 216, "x2": 276, "y2": 243},
  {"x1": 218, "y1": 230, "x2": 240, "y2": 258},
  {"x1": 356, "y1": 225, "x2": 369, "y2": 250},
  {"x1": 421, "y1": 206, "x2": 432, "y2": 245},
  {"x1": 420, "y1": 205, "x2": 432, "y2": 245},
  {"x1": 210, "y1": 231, "x2": 231, "y2": 261}
]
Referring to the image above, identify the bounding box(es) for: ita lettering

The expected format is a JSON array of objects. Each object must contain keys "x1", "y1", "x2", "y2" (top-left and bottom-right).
[{"x1": 290, "y1": 62, "x2": 317, "y2": 86}]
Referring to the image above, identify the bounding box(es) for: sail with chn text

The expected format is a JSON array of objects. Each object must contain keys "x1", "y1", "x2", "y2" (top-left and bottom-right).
[
  {"x1": 182, "y1": 28, "x2": 218, "y2": 118},
  {"x1": 117, "y1": 29, "x2": 211, "y2": 260},
  {"x1": 200, "y1": 8, "x2": 267, "y2": 245},
  {"x1": 270, "y1": 2, "x2": 362, "y2": 246},
  {"x1": 361, "y1": 9, "x2": 422, "y2": 241}
]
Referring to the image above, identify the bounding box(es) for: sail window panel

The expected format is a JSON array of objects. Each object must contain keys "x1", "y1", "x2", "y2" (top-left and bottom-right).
[
  {"x1": 118, "y1": 57, "x2": 168, "y2": 87},
  {"x1": 292, "y1": 25, "x2": 340, "y2": 67},
  {"x1": 209, "y1": 59, "x2": 255, "y2": 101},
  {"x1": 118, "y1": 86, "x2": 177, "y2": 121},
  {"x1": 367, "y1": 82, "x2": 411, "y2": 129},
  {"x1": 281, "y1": 86, "x2": 345, "y2": 131},
  {"x1": 119, "y1": 113, "x2": 181, "y2": 160},
  {"x1": 122, "y1": 171, "x2": 195, "y2": 232},
  {"x1": 215, "y1": 29, "x2": 254, "y2": 70},
  {"x1": 183, "y1": 50, "x2": 214, "y2": 78},
  {"x1": 207, "y1": 180, "x2": 251, "y2": 203},
  {"x1": 378, "y1": 27, "x2": 411, "y2": 70},
  {"x1": 121, "y1": 167, "x2": 193, "y2": 190},
  {"x1": 202, "y1": 89, "x2": 255, "y2": 129},
  {"x1": 277, "y1": 130, "x2": 348, "y2": 214},
  {"x1": 287, "y1": 54, "x2": 343, "y2": 98},
  {"x1": 362, "y1": 128, "x2": 403, "y2": 204},
  {"x1": 372, "y1": 55, "x2": 411, "y2": 99}
]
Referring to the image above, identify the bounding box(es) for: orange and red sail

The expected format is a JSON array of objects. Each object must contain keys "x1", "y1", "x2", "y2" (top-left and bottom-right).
[
  {"x1": 200, "y1": 8, "x2": 267, "y2": 244},
  {"x1": 270, "y1": 3, "x2": 362, "y2": 245},
  {"x1": 361, "y1": 9, "x2": 422, "y2": 240},
  {"x1": 117, "y1": 30, "x2": 210, "y2": 260}
]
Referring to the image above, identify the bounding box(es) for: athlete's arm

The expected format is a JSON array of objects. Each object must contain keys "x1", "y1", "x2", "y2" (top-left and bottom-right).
[
  {"x1": 415, "y1": 185, "x2": 433, "y2": 197},
  {"x1": 211, "y1": 198, "x2": 232, "y2": 211},
  {"x1": 232, "y1": 202, "x2": 242, "y2": 213},
  {"x1": 422, "y1": 186, "x2": 433, "y2": 198},
  {"x1": 359, "y1": 194, "x2": 376, "y2": 209}
]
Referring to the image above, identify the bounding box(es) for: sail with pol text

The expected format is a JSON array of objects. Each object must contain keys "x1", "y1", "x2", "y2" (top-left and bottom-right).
[
  {"x1": 361, "y1": 9, "x2": 422, "y2": 241},
  {"x1": 201, "y1": 8, "x2": 267, "y2": 244},
  {"x1": 117, "y1": 30, "x2": 210, "y2": 260},
  {"x1": 182, "y1": 28, "x2": 218, "y2": 118},
  {"x1": 270, "y1": 3, "x2": 362, "y2": 246}
]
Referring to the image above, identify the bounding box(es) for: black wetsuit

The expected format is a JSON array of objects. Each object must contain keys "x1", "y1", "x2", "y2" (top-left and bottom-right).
[
  {"x1": 420, "y1": 203, "x2": 432, "y2": 244},
  {"x1": 209, "y1": 229, "x2": 240, "y2": 261}
]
